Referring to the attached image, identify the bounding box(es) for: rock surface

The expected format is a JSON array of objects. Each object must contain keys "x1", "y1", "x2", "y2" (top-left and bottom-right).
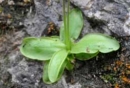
[
  {"x1": 71, "y1": 0, "x2": 130, "y2": 36},
  {"x1": 25, "y1": 0, "x2": 130, "y2": 37},
  {"x1": 24, "y1": 0, "x2": 62, "y2": 37},
  {"x1": 0, "y1": 0, "x2": 130, "y2": 88}
]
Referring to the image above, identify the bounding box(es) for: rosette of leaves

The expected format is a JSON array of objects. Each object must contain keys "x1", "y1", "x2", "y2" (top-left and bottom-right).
[{"x1": 20, "y1": 1, "x2": 120, "y2": 84}]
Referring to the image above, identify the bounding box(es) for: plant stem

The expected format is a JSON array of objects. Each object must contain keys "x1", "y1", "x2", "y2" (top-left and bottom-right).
[
  {"x1": 67, "y1": 0, "x2": 71, "y2": 50},
  {"x1": 63, "y1": 0, "x2": 66, "y2": 42},
  {"x1": 63, "y1": 0, "x2": 71, "y2": 50}
]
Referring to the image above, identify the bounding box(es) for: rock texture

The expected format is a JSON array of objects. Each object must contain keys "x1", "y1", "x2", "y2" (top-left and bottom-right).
[
  {"x1": 24, "y1": 0, "x2": 62, "y2": 37},
  {"x1": 72, "y1": 0, "x2": 130, "y2": 36},
  {"x1": 25, "y1": 0, "x2": 130, "y2": 37},
  {"x1": 0, "y1": 0, "x2": 130, "y2": 88}
]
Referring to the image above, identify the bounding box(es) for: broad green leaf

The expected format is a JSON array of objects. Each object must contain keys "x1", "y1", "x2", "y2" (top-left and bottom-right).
[
  {"x1": 48, "y1": 49, "x2": 68, "y2": 83},
  {"x1": 20, "y1": 37, "x2": 66, "y2": 60},
  {"x1": 43, "y1": 61, "x2": 66, "y2": 84},
  {"x1": 56, "y1": 61, "x2": 66, "y2": 81},
  {"x1": 75, "y1": 52, "x2": 99, "y2": 60},
  {"x1": 71, "y1": 33, "x2": 120, "y2": 54},
  {"x1": 43, "y1": 61, "x2": 52, "y2": 84},
  {"x1": 60, "y1": 8, "x2": 83, "y2": 41}
]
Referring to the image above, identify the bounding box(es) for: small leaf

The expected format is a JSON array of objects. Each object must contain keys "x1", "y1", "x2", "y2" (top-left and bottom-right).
[
  {"x1": 48, "y1": 49, "x2": 68, "y2": 83},
  {"x1": 71, "y1": 33, "x2": 120, "y2": 54},
  {"x1": 66, "y1": 57, "x2": 74, "y2": 70},
  {"x1": 20, "y1": 37, "x2": 66, "y2": 60},
  {"x1": 60, "y1": 8, "x2": 83, "y2": 41},
  {"x1": 43, "y1": 61, "x2": 52, "y2": 84},
  {"x1": 75, "y1": 52, "x2": 99, "y2": 60}
]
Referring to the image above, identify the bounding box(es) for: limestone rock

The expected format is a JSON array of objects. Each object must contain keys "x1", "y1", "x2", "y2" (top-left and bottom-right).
[{"x1": 72, "y1": 0, "x2": 130, "y2": 36}]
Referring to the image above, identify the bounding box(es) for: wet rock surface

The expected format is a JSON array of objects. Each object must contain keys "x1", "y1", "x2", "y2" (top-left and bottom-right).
[{"x1": 0, "y1": 0, "x2": 130, "y2": 88}]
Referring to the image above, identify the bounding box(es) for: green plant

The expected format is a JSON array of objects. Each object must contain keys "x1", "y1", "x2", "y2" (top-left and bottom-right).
[{"x1": 20, "y1": 0, "x2": 120, "y2": 84}]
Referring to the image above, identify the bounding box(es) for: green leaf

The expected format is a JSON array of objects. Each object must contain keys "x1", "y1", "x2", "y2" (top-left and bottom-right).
[
  {"x1": 66, "y1": 57, "x2": 74, "y2": 70},
  {"x1": 60, "y1": 8, "x2": 83, "y2": 41},
  {"x1": 20, "y1": 37, "x2": 66, "y2": 60},
  {"x1": 43, "y1": 61, "x2": 52, "y2": 84},
  {"x1": 71, "y1": 33, "x2": 120, "y2": 54},
  {"x1": 56, "y1": 61, "x2": 66, "y2": 81},
  {"x1": 75, "y1": 52, "x2": 99, "y2": 60},
  {"x1": 48, "y1": 49, "x2": 68, "y2": 83}
]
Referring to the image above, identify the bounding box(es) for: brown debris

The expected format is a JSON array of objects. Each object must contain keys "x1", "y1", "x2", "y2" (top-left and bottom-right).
[{"x1": 121, "y1": 76, "x2": 130, "y2": 84}]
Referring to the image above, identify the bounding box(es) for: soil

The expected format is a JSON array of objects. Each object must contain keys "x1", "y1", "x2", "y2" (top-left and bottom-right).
[{"x1": 0, "y1": 0, "x2": 130, "y2": 88}]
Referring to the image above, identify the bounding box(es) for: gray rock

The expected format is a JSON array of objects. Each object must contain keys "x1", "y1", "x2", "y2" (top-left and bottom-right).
[
  {"x1": 24, "y1": 0, "x2": 130, "y2": 36},
  {"x1": 8, "y1": 58, "x2": 44, "y2": 88},
  {"x1": 1, "y1": 0, "x2": 130, "y2": 88},
  {"x1": 71, "y1": 0, "x2": 130, "y2": 36},
  {"x1": 24, "y1": 0, "x2": 62, "y2": 37}
]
